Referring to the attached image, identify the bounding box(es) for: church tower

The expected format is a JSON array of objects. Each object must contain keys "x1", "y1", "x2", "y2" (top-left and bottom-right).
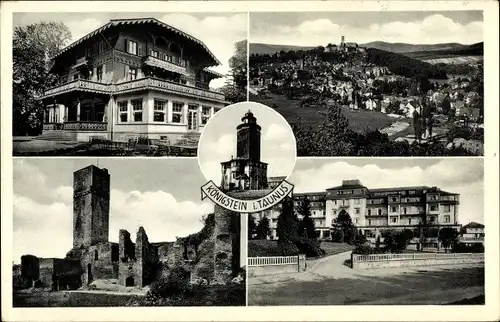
[
  {"x1": 236, "y1": 110, "x2": 261, "y2": 161},
  {"x1": 72, "y1": 165, "x2": 110, "y2": 249},
  {"x1": 221, "y1": 110, "x2": 268, "y2": 191}
]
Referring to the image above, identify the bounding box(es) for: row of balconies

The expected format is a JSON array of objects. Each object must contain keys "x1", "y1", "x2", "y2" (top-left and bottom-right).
[{"x1": 41, "y1": 78, "x2": 225, "y2": 102}]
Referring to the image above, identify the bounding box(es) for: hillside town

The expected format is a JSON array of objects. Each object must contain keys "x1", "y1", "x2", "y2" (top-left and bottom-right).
[{"x1": 249, "y1": 36, "x2": 484, "y2": 156}]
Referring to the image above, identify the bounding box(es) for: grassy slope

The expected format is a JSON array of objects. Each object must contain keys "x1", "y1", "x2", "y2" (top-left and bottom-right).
[{"x1": 250, "y1": 93, "x2": 394, "y2": 132}]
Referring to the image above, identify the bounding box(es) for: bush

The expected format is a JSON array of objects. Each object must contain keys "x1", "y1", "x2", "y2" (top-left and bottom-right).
[
  {"x1": 148, "y1": 267, "x2": 190, "y2": 298},
  {"x1": 13, "y1": 275, "x2": 31, "y2": 290},
  {"x1": 452, "y1": 243, "x2": 484, "y2": 253},
  {"x1": 296, "y1": 238, "x2": 325, "y2": 257},
  {"x1": 353, "y1": 245, "x2": 385, "y2": 255}
]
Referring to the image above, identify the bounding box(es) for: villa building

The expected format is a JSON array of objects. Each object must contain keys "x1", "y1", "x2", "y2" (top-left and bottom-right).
[
  {"x1": 255, "y1": 179, "x2": 461, "y2": 241},
  {"x1": 460, "y1": 222, "x2": 484, "y2": 245},
  {"x1": 40, "y1": 18, "x2": 227, "y2": 142}
]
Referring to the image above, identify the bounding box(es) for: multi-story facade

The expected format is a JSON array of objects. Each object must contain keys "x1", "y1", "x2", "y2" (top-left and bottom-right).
[
  {"x1": 253, "y1": 179, "x2": 461, "y2": 241},
  {"x1": 40, "y1": 18, "x2": 227, "y2": 142}
]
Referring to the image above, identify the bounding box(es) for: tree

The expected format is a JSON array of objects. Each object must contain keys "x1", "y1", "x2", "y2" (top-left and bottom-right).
[
  {"x1": 413, "y1": 110, "x2": 422, "y2": 142},
  {"x1": 247, "y1": 214, "x2": 257, "y2": 240},
  {"x1": 375, "y1": 235, "x2": 381, "y2": 250},
  {"x1": 228, "y1": 39, "x2": 247, "y2": 90},
  {"x1": 255, "y1": 216, "x2": 271, "y2": 240},
  {"x1": 221, "y1": 39, "x2": 247, "y2": 103},
  {"x1": 416, "y1": 211, "x2": 430, "y2": 251},
  {"x1": 297, "y1": 197, "x2": 317, "y2": 239},
  {"x1": 333, "y1": 210, "x2": 356, "y2": 244},
  {"x1": 276, "y1": 197, "x2": 300, "y2": 254},
  {"x1": 13, "y1": 22, "x2": 72, "y2": 136},
  {"x1": 438, "y1": 228, "x2": 459, "y2": 253}
]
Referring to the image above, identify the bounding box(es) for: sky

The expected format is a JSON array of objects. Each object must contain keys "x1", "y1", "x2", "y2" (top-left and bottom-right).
[
  {"x1": 288, "y1": 158, "x2": 484, "y2": 226},
  {"x1": 198, "y1": 101, "x2": 297, "y2": 184},
  {"x1": 250, "y1": 11, "x2": 483, "y2": 46},
  {"x1": 12, "y1": 158, "x2": 247, "y2": 264},
  {"x1": 13, "y1": 12, "x2": 247, "y2": 88}
]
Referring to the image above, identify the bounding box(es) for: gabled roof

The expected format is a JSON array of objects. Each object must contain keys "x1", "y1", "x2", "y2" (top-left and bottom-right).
[
  {"x1": 463, "y1": 222, "x2": 484, "y2": 229},
  {"x1": 51, "y1": 17, "x2": 221, "y2": 65}
]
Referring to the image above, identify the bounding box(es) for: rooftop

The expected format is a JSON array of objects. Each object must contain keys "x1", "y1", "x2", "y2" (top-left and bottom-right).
[{"x1": 51, "y1": 17, "x2": 221, "y2": 66}]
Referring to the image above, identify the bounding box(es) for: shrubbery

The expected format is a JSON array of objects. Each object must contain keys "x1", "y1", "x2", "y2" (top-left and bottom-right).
[
  {"x1": 148, "y1": 267, "x2": 191, "y2": 299},
  {"x1": 452, "y1": 243, "x2": 484, "y2": 253}
]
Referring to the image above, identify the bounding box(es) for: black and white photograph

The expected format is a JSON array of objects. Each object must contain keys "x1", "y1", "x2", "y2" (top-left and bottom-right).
[
  {"x1": 247, "y1": 158, "x2": 485, "y2": 305},
  {"x1": 1, "y1": 1, "x2": 499, "y2": 322},
  {"x1": 12, "y1": 158, "x2": 246, "y2": 307},
  {"x1": 198, "y1": 101, "x2": 297, "y2": 188},
  {"x1": 249, "y1": 11, "x2": 484, "y2": 156},
  {"x1": 12, "y1": 12, "x2": 247, "y2": 156}
]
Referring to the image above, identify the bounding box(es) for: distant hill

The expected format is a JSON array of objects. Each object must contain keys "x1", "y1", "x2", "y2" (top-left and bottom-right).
[
  {"x1": 365, "y1": 48, "x2": 448, "y2": 79},
  {"x1": 404, "y1": 42, "x2": 483, "y2": 60},
  {"x1": 250, "y1": 43, "x2": 315, "y2": 55},
  {"x1": 361, "y1": 41, "x2": 468, "y2": 53}
]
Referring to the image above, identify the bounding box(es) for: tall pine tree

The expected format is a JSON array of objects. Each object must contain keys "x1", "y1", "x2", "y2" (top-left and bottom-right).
[
  {"x1": 247, "y1": 214, "x2": 257, "y2": 240},
  {"x1": 276, "y1": 197, "x2": 300, "y2": 254},
  {"x1": 255, "y1": 216, "x2": 271, "y2": 240},
  {"x1": 297, "y1": 196, "x2": 317, "y2": 239}
]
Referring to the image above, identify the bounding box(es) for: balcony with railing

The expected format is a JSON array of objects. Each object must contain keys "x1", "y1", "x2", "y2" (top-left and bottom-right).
[
  {"x1": 42, "y1": 77, "x2": 226, "y2": 102},
  {"x1": 64, "y1": 121, "x2": 107, "y2": 131},
  {"x1": 114, "y1": 77, "x2": 226, "y2": 101},
  {"x1": 41, "y1": 79, "x2": 112, "y2": 98},
  {"x1": 143, "y1": 55, "x2": 188, "y2": 75}
]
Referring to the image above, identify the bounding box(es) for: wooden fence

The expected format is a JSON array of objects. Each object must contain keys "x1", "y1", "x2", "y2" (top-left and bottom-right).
[
  {"x1": 248, "y1": 255, "x2": 304, "y2": 267},
  {"x1": 353, "y1": 252, "x2": 484, "y2": 263}
]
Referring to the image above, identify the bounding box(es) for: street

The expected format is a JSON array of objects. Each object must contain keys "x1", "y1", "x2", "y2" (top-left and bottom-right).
[{"x1": 248, "y1": 252, "x2": 485, "y2": 305}]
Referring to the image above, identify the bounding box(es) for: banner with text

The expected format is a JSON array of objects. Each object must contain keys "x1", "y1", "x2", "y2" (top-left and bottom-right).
[{"x1": 201, "y1": 180, "x2": 294, "y2": 213}]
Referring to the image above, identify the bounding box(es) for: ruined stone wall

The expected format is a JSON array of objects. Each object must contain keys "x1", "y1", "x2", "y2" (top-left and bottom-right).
[
  {"x1": 118, "y1": 228, "x2": 160, "y2": 287},
  {"x1": 21, "y1": 255, "x2": 40, "y2": 282},
  {"x1": 38, "y1": 258, "x2": 55, "y2": 288},
  {"x1": 213, "y1": 205, "x2": 238, "y2": 284},
  {"x1": 135, "y1": 227, "x2": 159, "y2": 287},
  {"x1": 80, "y1": 242, "x2": 117, "y2": 285}
]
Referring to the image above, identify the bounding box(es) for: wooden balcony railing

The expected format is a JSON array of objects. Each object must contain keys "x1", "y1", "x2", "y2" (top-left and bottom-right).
[
  {"x1": 143, "y1": 55, "x2": 188, "y2": 75},
  {"x1": 64, "y1": 121, "x2": 107, "y2": 131},
  {"x1": 41, "y1": 79, "x2": 111, "y2": 98},
  {"x1": 43, "y1": 78, "x2": 226, "y2": 102},
  {"x1": 114, "y1": 77, "x2": 225, "y2": 101}
]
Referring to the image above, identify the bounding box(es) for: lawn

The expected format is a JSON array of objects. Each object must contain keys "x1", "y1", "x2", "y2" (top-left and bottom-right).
[
  {"x1": 248, "y1": 239, "x2": 354, "y2": 258},
  {"x1": 251, "y1": 93, "x2": 395, "y2": 133}
]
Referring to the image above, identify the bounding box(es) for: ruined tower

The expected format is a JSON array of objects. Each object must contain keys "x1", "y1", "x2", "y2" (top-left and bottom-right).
[
  {"x1": 221, "y1": 110, "x2": 268, "y2": 191},
  {"x1": 72, "y1": 165, "x2": 110, "y2": 249}
]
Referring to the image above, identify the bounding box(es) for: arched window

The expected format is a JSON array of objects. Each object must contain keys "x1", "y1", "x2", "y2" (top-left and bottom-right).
[{"x1": 94, "y1": 250, "x2": 98, "y2": 260}]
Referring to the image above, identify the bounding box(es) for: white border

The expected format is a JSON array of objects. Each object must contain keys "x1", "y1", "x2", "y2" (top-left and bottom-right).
[{"x1": 2, "y1": 1, "x2": 499, "y2": 321}]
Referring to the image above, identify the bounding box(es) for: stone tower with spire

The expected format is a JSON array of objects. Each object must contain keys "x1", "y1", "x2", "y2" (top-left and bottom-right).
[{"x1": 220, "y1": 110, "x2": 268, "y2": 191}]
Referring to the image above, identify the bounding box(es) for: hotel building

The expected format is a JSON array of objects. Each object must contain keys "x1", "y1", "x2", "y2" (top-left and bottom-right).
[
  {"x1": 40, "y1": 18, "x2": 227, "y2": 142},
  {"x1": 254, "y1": 179, "x2": 461, "y2": 240}
]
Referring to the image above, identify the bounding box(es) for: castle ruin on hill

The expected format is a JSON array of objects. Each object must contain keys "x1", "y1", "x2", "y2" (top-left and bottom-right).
[{"x1": 19, "y1": 165, "x2": 241, "y2": 290}]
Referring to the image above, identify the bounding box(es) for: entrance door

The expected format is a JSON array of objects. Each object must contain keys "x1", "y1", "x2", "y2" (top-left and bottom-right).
[
  {"x1": 187, "y1": 110, "x2": 198, "y2": 131},
  {"x1": 87, "y1": 263, "x2": 93, "y2": 285},
  {"x1": 125, "y1": 276, "x2": 134, "y2": 287}
]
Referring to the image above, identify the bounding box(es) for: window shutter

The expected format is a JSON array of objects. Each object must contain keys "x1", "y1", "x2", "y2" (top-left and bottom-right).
[
  {"x1": 125, "y1": 65, "x2": 129, "y2": 80},
  {"x1": 138, "y1": 42, "x2": 143, "y2": 56}
]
